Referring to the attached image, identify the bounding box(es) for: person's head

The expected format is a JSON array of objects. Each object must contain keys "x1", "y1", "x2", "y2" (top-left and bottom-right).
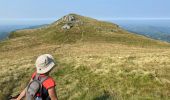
[{"x1": 35, "y1": 54, "x2": 56, "y2": 74}]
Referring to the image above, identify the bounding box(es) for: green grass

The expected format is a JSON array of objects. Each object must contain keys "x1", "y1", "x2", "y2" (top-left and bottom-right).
[
  {"x1": 0, "y1": 42, "x2": 170, "y2": 100},
  {"x1": 0, "y1": 14, "x2": 170, "y2": 100},
  {"x1": 8, "y1": 14, "x2": 170, "y2": 47},
  {"x1": 50, "y1": 46, "x2": 170, "y2": 100}
]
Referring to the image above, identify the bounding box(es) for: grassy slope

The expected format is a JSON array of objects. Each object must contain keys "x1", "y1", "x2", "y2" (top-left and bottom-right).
[
  {"x1": 0, "y1": 14, "x2": 170, "y2": 100},
  {"x1": 8, "y1": 14, "x2": 170, "y2": 47}
]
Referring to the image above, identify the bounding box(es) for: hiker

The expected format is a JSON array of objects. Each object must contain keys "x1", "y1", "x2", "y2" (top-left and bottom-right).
[{"x1": 13, "y1": 54, "x2": 58, "y2": 100}]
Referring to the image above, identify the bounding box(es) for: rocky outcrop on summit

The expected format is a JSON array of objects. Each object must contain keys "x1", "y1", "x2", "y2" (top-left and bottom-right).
[
  {"x1": 53, "y1": 14, "x2": 84, "y2": 30},
  {"x1": 62, "y1": 15, "x2": 76, "y2": 22}
]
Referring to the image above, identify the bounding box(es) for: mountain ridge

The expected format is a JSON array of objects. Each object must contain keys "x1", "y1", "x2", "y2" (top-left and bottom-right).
[{"x1": 7, "y1": 13, "x2": 170, "y2": 48}]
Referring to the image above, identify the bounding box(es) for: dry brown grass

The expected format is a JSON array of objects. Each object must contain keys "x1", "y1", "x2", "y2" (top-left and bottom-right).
[{"x1": 0, "y1": 41, "x2": 170, "y2": 99}]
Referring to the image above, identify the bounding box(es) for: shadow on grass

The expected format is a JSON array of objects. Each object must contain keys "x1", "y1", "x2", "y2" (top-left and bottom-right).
[{"x1": 93, "y1": 91, "x2": 112, "y2": 100}]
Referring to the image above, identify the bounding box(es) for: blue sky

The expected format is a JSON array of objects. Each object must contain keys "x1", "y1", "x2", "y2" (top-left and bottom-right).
[{"x1": 0, "y1": 0, "x2": 170, "y2": 21}]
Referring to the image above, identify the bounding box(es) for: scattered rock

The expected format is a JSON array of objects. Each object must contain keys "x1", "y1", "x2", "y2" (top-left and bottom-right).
[
  {"x1": 62, "y1": 24, "x2": 72, "y2": 30},
  {"x1": 62, "y1": 15, "x2": 75, "y2": 22}
]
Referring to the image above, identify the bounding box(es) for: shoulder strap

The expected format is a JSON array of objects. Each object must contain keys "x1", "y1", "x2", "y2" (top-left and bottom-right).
[
  {"x1": 39, "y1": 75, "x2": 49, "y2": 97},
  {"x1": 40, "y1": 76, "x2": 49, "y2": 83},
  {"x1": 34, "y1": 73, "x2": 48, "y2": 83},
  {"x1": 34, "y1": 74, "x2": 40, "y2": 80},
  {"x1": 33, "y1": 74, "x2": 49, "y2": 97}
]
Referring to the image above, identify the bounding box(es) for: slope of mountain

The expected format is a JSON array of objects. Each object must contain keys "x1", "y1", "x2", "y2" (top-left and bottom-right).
[
  {"x1": 0, "y1": 32, "x2": 8, "y2": 40},
  {"x1": 0, "y1": 25, "x2": 28, "y2": 41},
  {"x1": 111, "y1": 20, "x2": 170, "y2": 43},
  {"x1": 122, "y1": 25, "x2": 170, "y2": 42},
  {"x1": 0, "y1": 24, "x2": 48, "y2": 41},
  {"x1": 7, "y1": 14, "x2": 170, "y2": 48},
  {"x1": 0, "y1": 14, "x2": 170, "y2": 100}
]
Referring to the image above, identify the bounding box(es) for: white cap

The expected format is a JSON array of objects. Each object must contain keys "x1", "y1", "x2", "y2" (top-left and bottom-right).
[{"x1": 35, "y1": 54, "x2": 55, "y2": 74}]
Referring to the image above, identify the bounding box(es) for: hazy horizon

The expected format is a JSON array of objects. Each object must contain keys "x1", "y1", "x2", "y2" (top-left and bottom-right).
[{"x1": 1, "y1": 17, "x2": 170, "y2": 26}]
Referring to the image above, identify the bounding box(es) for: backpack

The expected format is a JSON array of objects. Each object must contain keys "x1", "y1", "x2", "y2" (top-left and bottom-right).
[{"x1": 26, "y1": 74, "x2": 48, "y2": 100}]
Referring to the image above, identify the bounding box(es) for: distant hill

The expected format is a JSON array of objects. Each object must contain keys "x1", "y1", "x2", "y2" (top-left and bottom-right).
[
  {"x1": 21, "y1": 24, "x2": 49, "y2": 30},
  {"x1": 0, "y1": 32, "x2": 9, "y2": 40},
  {"x1": 0, "y1": 24, "x2": 48, "y2": 41},
  {"x1": 122, "y1": 25, "x2": 170, "y2": 42},
  {"x1": 111, "y1": 20, "x2": 170, "y2": 43},
  {"x1": 8, "y1": 14, "x2": 170, "y2": 47},
  {"x1": 0, "y1": 25, "x2": 28, "y2": 41}
]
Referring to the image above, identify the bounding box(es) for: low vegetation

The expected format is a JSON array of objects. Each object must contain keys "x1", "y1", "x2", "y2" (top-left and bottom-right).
[{"x1": 0, "y1": 14, "x2": 170, "y2": 100}]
